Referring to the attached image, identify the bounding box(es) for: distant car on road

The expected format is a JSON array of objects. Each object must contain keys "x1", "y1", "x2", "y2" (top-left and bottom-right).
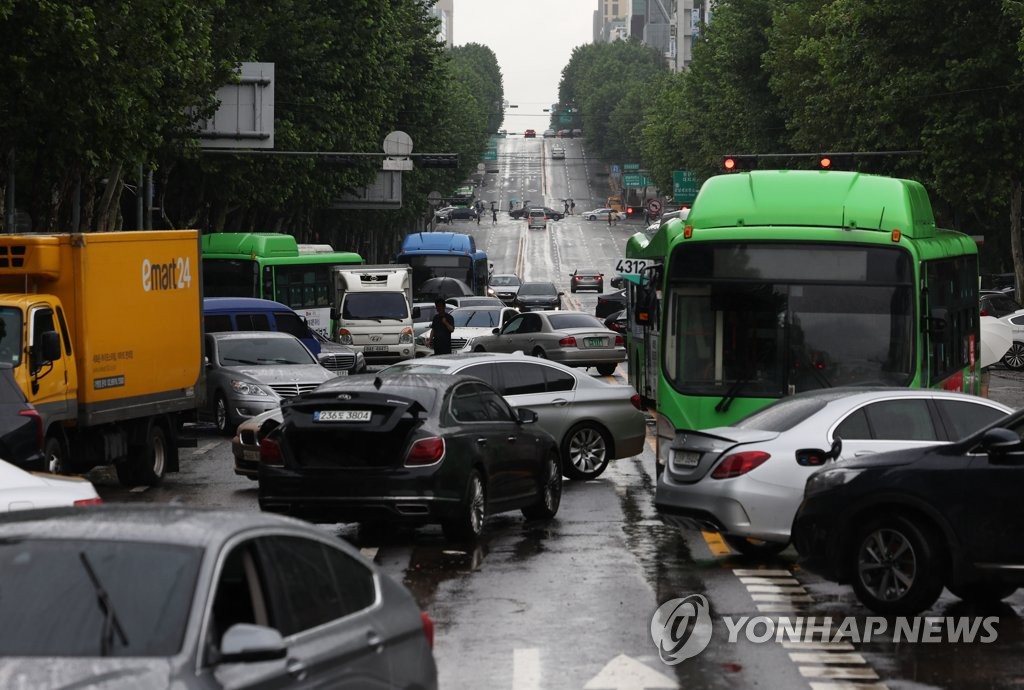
[
  {"x1": 527, "y1": 208, "x2": 547, "y2": 230},
  {"x1": 514, "y1": 281, "x2": 563, "y2": 312},
  {"x1": 543, "y1": 129, "x2": 556, "y2": 138},
  {"x1": 446, "y1": 206, "x2": 479, "y2": 221},
  {"x1": 258, "y1": 373, "x2": 562, "y2": 540},
  {"x1": 524, "y1": 129, "x2": 537, "y2": 138},
  {"x1": 583, "y1": 208, "x2": 621, "y2": 221},
  {"x1": 541, "y1": 207, "x2": 565, "y2": 220},
  {"x1": 381, "y1": 353, "x2": 646, "y2": 480},
  {"x1": 0, "y1": 505, "x2": 438, "y2": 688},
  {"x1": 656, "y1": 387, "x2": 1012, "y2": 557},
  {"x1": 466, "y1": 310, "x2": 626, "y2": 376},
  {"x1": 570, "y1": 268, "x2": 604, "y2": 293},
  {"x1": 551, "y1": 146, "x2": 565, "y2": 160},
  {"x1": 488, "y1": 273, "x2": 523, "y2": 305}
]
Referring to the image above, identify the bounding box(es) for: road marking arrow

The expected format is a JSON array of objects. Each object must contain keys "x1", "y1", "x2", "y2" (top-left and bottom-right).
[{"x1": 583, "y1": 654, "x2": 676, "y2": 689}]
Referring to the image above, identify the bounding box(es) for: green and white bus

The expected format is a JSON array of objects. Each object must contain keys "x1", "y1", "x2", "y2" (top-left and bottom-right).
[
  {"x1": 625, "y1": 170, "x2": 981, "y2": 458},
  {"x1": 201, "y1": 233, "x2": 363, "y2": 337}
]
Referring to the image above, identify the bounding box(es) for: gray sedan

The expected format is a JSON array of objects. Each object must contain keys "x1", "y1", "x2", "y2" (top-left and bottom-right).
[
  {"x1": 0, "y1": 505, "x2": 437, "y2": 688},
  {"x1": 655, "y1": 388, "x2": 1012, "y2": 556},
  {"x1": 202, "y1": 331, "x2": 339, "y2": 435},
  {"x1": 380, "y1": 352, "x2": 646, "y2": 480},
  {"x1": 465, "y1": 311, "x2": 626, "y2": 376}
]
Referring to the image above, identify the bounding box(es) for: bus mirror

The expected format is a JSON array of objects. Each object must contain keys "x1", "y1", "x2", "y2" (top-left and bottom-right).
[
  {"x1": 634, "y1": 285, "x2": 655, "y2": 326},
  {"x1": 330, "y1": 307, "x2": 340, "y2": 321},
  {"x1": 927, "y1": 308, "x2": 948, "y2": 339}
]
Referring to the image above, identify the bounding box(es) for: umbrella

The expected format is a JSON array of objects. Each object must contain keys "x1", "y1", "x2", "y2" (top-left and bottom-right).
[
  {"x1": 416, "y1": 277, "x2": 474, "y2": 301},
  {"x1": 979, "y1": 315, "x2": 1013, "y2": 368}
]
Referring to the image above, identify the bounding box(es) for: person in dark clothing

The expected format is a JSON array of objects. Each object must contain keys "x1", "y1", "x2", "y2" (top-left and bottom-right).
[{"x1": 428, "y1": 298, "x2": 455, "y2": 355}]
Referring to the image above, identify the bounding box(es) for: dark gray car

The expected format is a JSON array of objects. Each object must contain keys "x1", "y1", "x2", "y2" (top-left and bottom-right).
[
  {"x1": 202, "y1": 332, "x2": 339, "y2": 435},
  {"x1": 0, "y1": 505, "x2": 437, "y2": 688},
  {"x1": 514, "y1": 281, "x2": 563, "y2": 312}
]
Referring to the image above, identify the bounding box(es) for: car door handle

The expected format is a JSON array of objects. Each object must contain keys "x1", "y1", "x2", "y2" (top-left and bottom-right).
[
  {"x1": 477, "y1": 438, "x2": 487, "y2": 445},
  {"x1": 507, "y1": 436, "x2": 517, "y2": 442},
  {"x1": 286, "y1": 659, "x2": 308, "y2": 681},
  {"x1": 854, "y1": 451, "x2": 876, "y2": 457},
  {"x1": 366, "y1": 630, "x2": 384, "y2": 651},
  {"x1": 552, "y1": 398, "x2": 568, "y2": 406}
]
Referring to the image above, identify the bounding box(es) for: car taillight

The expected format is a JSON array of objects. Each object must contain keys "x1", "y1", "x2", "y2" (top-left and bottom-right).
[
  {"x1": 980, "y1": 309, "x2": 989, "y2": 316},
  {"x1": 559, "y1": 336, "x2": 577, "y2": 347},
  {"x1": 574, "y1": 276, "x2": 581, "y2": 281},
  {"x1": 630, "y1": 394, "x2": 642, "y2": 410},
  {"x1": 259, "y1": 434, "x2": 284, "y2": 466},
  {"x1": 420, "y1": 611, "x2": 435, "y2": 649},
  {"x1": 406, "y1": 437, "x2": 445, "y2": 466},
  {"x1": 19, "y1": 408, "x2": 43, "y2": 451},
  {"x1": 614, "y1": 335, "x2": 624, "y2": 346},
  {"x1": 710, "y1": 451, "x2": 770, "y2": 479},
  {"x1": 74, "y1": 498, "x2": 103, "y2": 506}
]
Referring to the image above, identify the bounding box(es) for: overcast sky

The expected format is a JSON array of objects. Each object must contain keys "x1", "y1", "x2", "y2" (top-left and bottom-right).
[{"x1": 453, "y1": 0, "x2": 596, "y2": 133}]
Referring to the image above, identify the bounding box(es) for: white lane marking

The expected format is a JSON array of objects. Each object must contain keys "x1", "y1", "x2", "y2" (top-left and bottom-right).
[
  {"x1": 359, "y1": 547, "x2": 378, "y2": 562},
  {"x1": 799, "y1": 666, "x2": 880, "y2": 680},
  {"x1": 512, "y1": 648, "x2": 541, "y2": 690},
  {"x1": 808, "y1": 683, "x2": 890, "y2": 690},
  {"x1": 756, "y1": 603, "x2": 811, "y2": 612},
  {"x1": 129, "y1": 485, "x2": 149, "y2": 493},
  {"x1": 733, "y1": 568, "x2": 792, "y2": 577},
  {"x1": 745, "y1": 584, "x2": 808, "y2": 594},
  {"x1": 583, "y1": 654, "x2": 676, "y2": 689},
  {"x1": 789, "y1": 652, "x2": 867, "y2": 665},
  {"x1": 782, "y1": 641, "x2": 856, "y2": 651},
  {"x1": 191, "y1": 441, "x2": 218, "y2": 456},
  {"x1": 739, "y1": 576, "x2": 801, "y2": 586},
  {"x1": 750, "y1": 593, "x2": 814, "y2": 603}
]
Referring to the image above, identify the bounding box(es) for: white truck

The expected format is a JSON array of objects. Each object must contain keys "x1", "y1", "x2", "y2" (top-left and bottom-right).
[{"x1": 331, "y1": 265, "x2": 415, "y2": 363}]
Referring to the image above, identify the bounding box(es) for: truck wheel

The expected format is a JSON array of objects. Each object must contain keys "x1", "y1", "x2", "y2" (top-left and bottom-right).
[
  {"x1": 45, "y1": 434, "x2": 69, "y2": 475},
  {"x1": 116, "y1": 422, "x2": 168, "y2": 487}
]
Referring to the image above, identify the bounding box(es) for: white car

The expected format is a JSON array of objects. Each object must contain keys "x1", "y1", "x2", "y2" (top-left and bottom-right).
[
  {"x1": 448, "y1": 306, "x2": 520, "y2": 351},
  {"x1": 582, "y1": 208, "x2": 620, "y2": 221},
  {"x1": 999, "y1": 309, "x2": 1024, "y2": 369},
  {"x1": 0, "y1": 459, "x2": 101, "y2": 511},
  {"x1": 655, "y1": 387, "x2": 1012, "y2": 556}
]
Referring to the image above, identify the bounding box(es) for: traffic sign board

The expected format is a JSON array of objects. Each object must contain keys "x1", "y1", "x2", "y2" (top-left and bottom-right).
[
  {"x1": 611, "y1": 165, "x2": 621, "y2": 175},
  {"x1": 673, "y1": 170, "x2": 698, "y2": 203},
  {"x1": 623, "y1": 163, "x2": 641, "y2": 171},
  {"x1": 482, "y1": 150, "x2": 497, "y2": 161},
  {"x1": 623, "y1": 173, "x2": 652, "y2": 188},
  {"x1": 646, "y1": 199, "x2": 662, "y2": 214}
]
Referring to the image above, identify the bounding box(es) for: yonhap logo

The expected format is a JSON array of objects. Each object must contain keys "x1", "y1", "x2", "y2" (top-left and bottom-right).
[{"x1": 650, "y1": 594, "x2": 713, "y2": 664}]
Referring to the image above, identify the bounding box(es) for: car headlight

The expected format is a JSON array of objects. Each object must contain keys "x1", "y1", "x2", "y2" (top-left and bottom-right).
[
  {"x1": 231, "y1": 380, "x2": 272, "y2": 396},
  {"x1": 805, "y1": 468, "x2": 864, "y2": 496}
]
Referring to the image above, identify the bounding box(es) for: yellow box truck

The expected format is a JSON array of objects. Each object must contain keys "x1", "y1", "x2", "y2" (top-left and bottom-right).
[{"x1": 0, "y1": 230, "x2": 204, "y2": 485}]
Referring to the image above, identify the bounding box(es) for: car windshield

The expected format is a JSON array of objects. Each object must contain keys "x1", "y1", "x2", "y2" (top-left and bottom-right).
[
  {"x1": 0, "y1": 539, "x2": 201, "y2": 656},
  {"x1": 547, "y1": 313, "x2": 604, "y2": 330},
  {"x1": 413, "y1": 305, "x2": 437, "y2": 323},
  {"x1": 342, "y1": 292, "x2": 409, "y2": 320},
  {"x1": 453, "y1": 309, "x2": 501, "y2": 328},
  {"x1": 218, "y1": 336, "x2": 315, "y2": 365},
  {"x1": 519, "y1": 283, "x2": 556, "y2": 296},
  {"x1": 490, "y1": 276, "x2": 521, "y2": 287}
]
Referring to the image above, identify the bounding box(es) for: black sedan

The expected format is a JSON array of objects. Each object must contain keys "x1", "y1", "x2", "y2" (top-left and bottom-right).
[
  {"x1": 514, "y1": 281, "x2": 563, "y2": 312},
  {"x1": 0, "y1": 505, "x2": 437, "y2": 688},
  {"x1": 509, "y1": 206, "x2": 564, "y2": 221},
  {"x1": 258, "y1": 373, "x2": 562, "y2": 541},
  {"x1": 793, "y1": 407, "x2": 1024, "y2": 615},
  {"x1": 595, "y1": 288, "x2": 628, "y2": 319},
  {"x1": 0, "y1": 364, "x2": 45, "y2": 471}
]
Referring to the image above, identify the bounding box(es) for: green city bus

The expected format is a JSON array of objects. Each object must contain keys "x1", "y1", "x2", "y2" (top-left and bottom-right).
[
  {"x1": 625, "y1": 170, "x2": 981, "y2": 466},
  {"x1": 201, "y1": 233, "x2": 363, "y2": 337}
]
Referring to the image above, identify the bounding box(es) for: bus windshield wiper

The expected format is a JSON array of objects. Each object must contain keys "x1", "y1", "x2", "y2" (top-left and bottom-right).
[
  {"x1": 715, "y1": 374, "x2": 755, "y2": 414},
  {"x1": 79, "y1": 551, "x2": 129, "y2": 656}
]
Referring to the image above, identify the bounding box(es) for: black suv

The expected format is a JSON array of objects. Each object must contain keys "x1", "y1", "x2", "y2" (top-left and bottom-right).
[
  {"x1": 794, "y1": 406, "x2": 1024, "y2": 615},
  {"x1": 0, "y1": 365, "x2": 45, "y2": 471}
]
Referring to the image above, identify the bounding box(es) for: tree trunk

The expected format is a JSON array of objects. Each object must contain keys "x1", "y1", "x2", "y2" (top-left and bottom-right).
[
  {"x1": 94, "y1": 163, "x2": 123, "y2": 232},
  {"x1": 1012, "y1": 179, "x2": 1024, "y2": 304}
]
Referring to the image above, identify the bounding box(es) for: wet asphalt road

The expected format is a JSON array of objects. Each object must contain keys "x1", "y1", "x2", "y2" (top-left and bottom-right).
[{"x1": 90, "y1": 366, "x2": 1024, "y2": 690}]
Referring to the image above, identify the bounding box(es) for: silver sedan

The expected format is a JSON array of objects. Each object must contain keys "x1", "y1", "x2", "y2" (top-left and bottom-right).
[
  {"x1": 654, "y1": 387, "x2": 1012, "y2": 556},
  {"x1": 464, "y1": 311, "x2": 626, "y2": 376},
  {"x1": 380, "y1": 353, "x2": 646, "y2": 480}
]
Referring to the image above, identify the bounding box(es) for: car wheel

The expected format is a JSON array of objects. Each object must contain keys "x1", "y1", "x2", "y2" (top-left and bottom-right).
[
  {"x1": 531, "y1": 348, "x2": 547, "y2": 359},
  {"x1": 586, "y1": 215, "x2": 595, "y2": 220},
  {"x1": 947, "y1": 582, "x2": 1018, "y2": 604},
  {"x1": 214, "y1": 393, "x2": 234, "y2": 436},
  {"x1": 571, "y1": 286, "x2": 577, "y2": 293},
  {"x1": 851, "y1": 515, "x2": 945, "y2": 615},
  {"x1": 723, "y1": 535, "x2": 789, "y2": 557},
  {"x1": 443, "y1": 471, "x2": 486, "y2": 542},
  {"x1": 118, "y1": 421, "x2": 169, "y2": 487},
  {"x1": 1003, "y1": 342, "x2": 1024, "y2": 370},
  {"x1": 597, "y1": 283, "x2": 603, "y2": 293},
  {"x1": 44, "y1": 433, "x2": 69, "y2": 475},
  {"x1": 596, "y1": 363, "x2": 617, "y2": 376},
  {"x1": 561, "y1": 423, "x2": 611, "y2": 480},
  {"x1": 522, "y1": 452, "x2": 562, "y2": 520},
  {"x1": 474, "y1": 345, "x2": 487, "y2": 353}
]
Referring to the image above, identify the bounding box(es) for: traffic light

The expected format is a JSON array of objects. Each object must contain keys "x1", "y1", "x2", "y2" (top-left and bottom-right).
[
  {"x1": 817, "y1": 153, "x2": 854, "y2": 170},
  {"x1": 722, "y1": 155, "x2": 758, "y2": 172},
  {"x1": 414, "y1": 154, "x2": 459, "y2": 169}
]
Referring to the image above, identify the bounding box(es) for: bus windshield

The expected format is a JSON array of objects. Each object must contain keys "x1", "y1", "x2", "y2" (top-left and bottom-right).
[
  {"x1": 662, "y1": 243, "x2": 915, "y2": 396},
  {"x1": 405, "y1": 255, "x2": 473, "y2": 286}
]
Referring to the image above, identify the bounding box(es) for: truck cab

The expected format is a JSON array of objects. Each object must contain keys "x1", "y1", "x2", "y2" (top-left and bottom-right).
[{"x1": 331, "y1": 266, "x2": 415, "y2": 363}]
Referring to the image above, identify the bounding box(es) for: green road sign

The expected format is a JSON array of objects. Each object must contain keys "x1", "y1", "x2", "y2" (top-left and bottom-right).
[
  {"x1": 623, "y1": 173, "x2": 652, "y2": 188},
  {"x1": 672, "y1": 170, "x2": 698, "y2": 203},
  {"x1": 623, "y1": 163, "x2": 641, "y2": 171},
  {"x1": 482, "y1": 149, "x2": 497, "y2": 161}
]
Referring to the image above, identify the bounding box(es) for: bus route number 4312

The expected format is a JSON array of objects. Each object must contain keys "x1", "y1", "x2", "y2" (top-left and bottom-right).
[{"x1": 615, "y1": 258, "x2": 651, "y2": 277}]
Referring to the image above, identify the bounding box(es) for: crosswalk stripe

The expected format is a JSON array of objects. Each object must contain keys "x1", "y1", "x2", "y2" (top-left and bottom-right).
[
  {"x1": 789, "y1": 652, "x2": 867, "y2": 665},
  {"x1": 739, "y1": 576, "x2": 800, "y2": 586},
  {"x1": 750, "y1": 593, "x2": 814, "y2": 602},
  {"x1": 799, "y1": 666, "x2": 880, "y2": 680},
  {"x1": 782, "y1": 641, "x2": 856, "y2": 651},
  {"x1": 745, "y1": 584, "x2": 807, "y2": 594},
  {"x1": 733, "y1": 568, "x2": 792, "y2": 577}
]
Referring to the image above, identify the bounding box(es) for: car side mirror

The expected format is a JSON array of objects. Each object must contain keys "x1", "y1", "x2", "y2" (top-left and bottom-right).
[
  {"x1": 981, "y1": 428, "x2": 1024, "y2": 463},
  {"x1": 558, "y1": 291, "x2": 565, "y2": 296},
  {"x1": 412, "y1": 306, "x2": 421, "y2": 319},
  {"x1": 492, "y1": 327, "x2": 500, "y2": 334},
  {"x1": 517, "y1": 407, "x2": 538, "y2": 424},
  {"x1": 218, "y1": 623, "x2": 287, "y2": 664},
  {"x1": 610, "y1": 277, "x2": 624, "y2": 289}
]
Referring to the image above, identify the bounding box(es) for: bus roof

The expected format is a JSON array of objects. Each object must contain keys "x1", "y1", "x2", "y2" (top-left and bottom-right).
[
  {"x1": 399, "y1": 232, "x2": 480, "y2": 256},
  {"x1": 201, "y1": 232, "x2": 362, "y2": 262},
  {"x1": 689, "y1": 170, "x2": 938, "y2": 239}
]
